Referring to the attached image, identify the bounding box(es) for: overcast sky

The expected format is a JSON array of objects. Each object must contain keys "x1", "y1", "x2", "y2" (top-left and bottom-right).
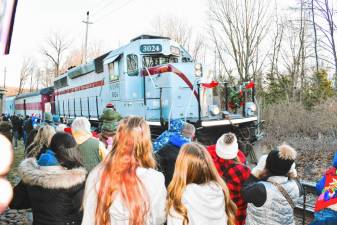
[{"x1": 0, "y1": 0, "x2": 292, "y2": 88}]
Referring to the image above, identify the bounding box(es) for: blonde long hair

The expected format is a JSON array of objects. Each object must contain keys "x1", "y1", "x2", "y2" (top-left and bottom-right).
[
  {"x1": 95, "y1": 116, "x2": 156, "y2": 225},
  {"x1": 167, "y1": 142, "x2": 237, "y2": 225},
  {"x1": 26, "y1": 125, "x2": 55, "y2": 158}
]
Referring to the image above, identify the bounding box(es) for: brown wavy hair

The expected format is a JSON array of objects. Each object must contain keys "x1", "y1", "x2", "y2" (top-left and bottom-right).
[
  {"x1": 167, "y1": 142, "x2": 237, "y2": 225},
  {"x1": 95, "y1": 116, "x2": 156, "y2": 225}
]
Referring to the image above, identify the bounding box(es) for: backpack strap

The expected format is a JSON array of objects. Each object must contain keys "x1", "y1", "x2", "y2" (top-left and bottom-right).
[{"x1": 269, "y1": 181, "x2": 295, "y2": 209}]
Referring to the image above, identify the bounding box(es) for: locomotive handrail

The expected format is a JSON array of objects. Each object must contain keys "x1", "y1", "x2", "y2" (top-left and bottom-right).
[
  {"x1": 184, "y1": 78, "x2": 200, "y2": 122},
  {"x1": 254, "y1": 96, "x2": 264, "y2": 140},
  {"x1": 143, "y1": 66, "x2": 179, "y2": 126},
  {"x1": 143, "y1": 67, "x2": 175, "y2": 89},
  {"x1": 144, "y1": 67, "x2": 159, "y2": 89}
]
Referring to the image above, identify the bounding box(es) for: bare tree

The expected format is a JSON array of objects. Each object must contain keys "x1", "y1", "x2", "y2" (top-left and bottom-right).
[
  {"x1": 43, "y1": 68, "x2": 54, "y2": 88},
  {"x1": 63, "y1": 40, "x2": 105, "y2": 70},
  {"x1": 152, "y1": 16, "x2": 192, "y2": 47},
  {"x1": 63, "y1": 48, "x2": 82, "y2": 71},
  {"x1": 310, "y1": 0, "x2": 320, "y2": 71},
  {"x1": 314, "y1": 0, "x2": 337, "y2": 85},
  {"x1": 87, "y1": 40, "x2": 105, "y2": 60},
  {"x1": 41, "y1": 31, "x2": 70, "y2": 77},
  {"x1": 208, "y1": 0, "x2": 272, "y2": 82},
  {"x1": 27, "y1": 59, "x2": 37, "y2": 92},
  {"x1": 269, "y1": 18, "x2": 284, "y2": 81},
  {"x1": 18, "y1": 58, "x2": 34, "y2": 94},
  {"x1": 30, "y1": 67, "x2": 42, "y2": 92},
  {"x1": 263, "y1": 0, "x2": 313, "y2": 102},
  {"x1": 151, "y1": 15, "x2": 206, "y2": 63}
]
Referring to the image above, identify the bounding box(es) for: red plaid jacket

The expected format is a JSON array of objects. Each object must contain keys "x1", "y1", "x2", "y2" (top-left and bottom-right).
[{"x1": 207, "y1": 145, "x2": 251, "y2": 225}]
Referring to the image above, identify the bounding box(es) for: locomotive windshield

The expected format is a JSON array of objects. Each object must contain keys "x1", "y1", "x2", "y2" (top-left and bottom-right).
[{"x1": 142, "y1": 55, "x2": 178, "y2": 68}]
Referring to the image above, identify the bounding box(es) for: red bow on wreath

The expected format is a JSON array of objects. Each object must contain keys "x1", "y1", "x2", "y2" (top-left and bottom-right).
[
  {"x1": 201, "y1": 80, "x2": 219, "y2": 88},
  {"x1": 245, "y1": 80, "x2": 255, "y2": 89}
]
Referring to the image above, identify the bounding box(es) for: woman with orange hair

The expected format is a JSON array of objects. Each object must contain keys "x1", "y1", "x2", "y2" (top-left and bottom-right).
[
  {"x1": 82, "y1": 116, "x2": 167, "y2": 225},
  {"x1": 167, "y1": 142, "x2": 237, "y2": 225}
]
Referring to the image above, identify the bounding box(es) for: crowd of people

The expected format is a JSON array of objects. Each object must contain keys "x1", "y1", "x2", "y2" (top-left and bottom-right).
[{"x1": 1, "y1": 103, "x2": 336, "y2": 225}]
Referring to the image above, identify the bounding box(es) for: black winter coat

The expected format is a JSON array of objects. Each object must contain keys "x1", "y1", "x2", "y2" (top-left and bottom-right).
[
  {"x1": 156, "y1": 143, "x2": 181, "y2": 187},
  {"x1": 10, "y1": 158, "x2": 87, "y2": 225},
  {"x1": 23, "y1": 118, "x2": 33, "y2": 135},
  {"x1": 10, "y1": 115, "x2": 21, "y2": 131}
]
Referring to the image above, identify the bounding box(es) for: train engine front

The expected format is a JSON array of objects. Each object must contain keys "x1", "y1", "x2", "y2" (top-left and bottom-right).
[
  {"x1": 138, "y1": 36, "x2": 201, "y2": 122},
  {"x1": 132, "y1": 35, "x2": 259, "y2": 144}
]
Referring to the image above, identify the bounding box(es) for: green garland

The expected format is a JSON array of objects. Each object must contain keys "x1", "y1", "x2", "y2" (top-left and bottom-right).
[
  {"x1": 228, "y1": 88, "x2": 243, "y2": 110},
  {"x1": 227, "y1": 81, "x2": 254, "y2": 110}
]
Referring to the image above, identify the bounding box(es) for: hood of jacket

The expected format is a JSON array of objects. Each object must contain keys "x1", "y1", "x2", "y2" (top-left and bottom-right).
[
  {"x1": 183, "y1": 182, "x2": 227, "y2": 221},
  {"x1": 169, "y1": 133, "x2": 189, "y2": 148},
  {"x1": 18, "y1": 158, "x2": 87, "y2": 189},
  {"x1": 168, "y1": 119, "x2": 185, "y2": 132},
  {"x1": 153, "y1": 119, "x2": 186, "y2": 152},
  {"x1": 72, "y1": 130, "x2": 92, "y2": 145},
  {"x1": 37, "y1": 149, "x2": 59, "y2": 166}
]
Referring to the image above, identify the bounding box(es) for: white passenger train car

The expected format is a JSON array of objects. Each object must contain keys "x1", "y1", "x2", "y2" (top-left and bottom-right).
[
  {"x1": 15, "y1": 92, "x2": 42, "y2": 116},
  {"x1": 4, "y1": 87, "x2": 55, "y2": 117},
  {"x1": 4, "y1": 95, "x2": 15, "y2": 115}
]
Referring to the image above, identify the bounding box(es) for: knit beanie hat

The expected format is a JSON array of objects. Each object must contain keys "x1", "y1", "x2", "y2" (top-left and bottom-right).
[
  {"x1": 44, "y1": 112, "x2": 53, "y2": 123},
  {"x1": 53, "y1": 115, "x2": 60, "y2": 123},
  {"x1": 252, "y1": 154, "x2": 298, "y2": 178},
  {"x1": 37, "y1": 149, "x2": 59, "y2": 166},
  {"x1": 106, "y1": 102, "x2": 114, "y2": 109},
  {"x1": 216, "y1": 132, "x2": 239, "y2": 160},
  {"x1": 266, "y1": 144, "x2": 297, "y2": 176},
  {"x1": 100, "y1": 108, "x2": 121, "y2": 132}
]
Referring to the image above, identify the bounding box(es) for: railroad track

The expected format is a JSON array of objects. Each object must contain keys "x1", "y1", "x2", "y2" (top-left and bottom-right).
[{"x1": 295, "y1": 180, "x2": 316, "y2": 225}]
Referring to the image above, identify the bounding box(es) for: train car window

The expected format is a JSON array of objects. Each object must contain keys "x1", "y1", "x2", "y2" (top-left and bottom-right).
[
  {"x1": 169, "y1": 57, "x2": 179, "y2": 63},
  {"x1": 54, "y1": 77, "x2": 68, "y2": 89},
  {"x1": 143, "y1": 55, "x2": 178, "y2": 68},
  {"x1": 127, "y1": 54, "x2": 139, "y2": 76},
  {"x1": 108, "y1": 61, "x2": 119, "y2": 81},
  {"x1": 182, "y1": 57, "x2": 192, "y2": 62}
]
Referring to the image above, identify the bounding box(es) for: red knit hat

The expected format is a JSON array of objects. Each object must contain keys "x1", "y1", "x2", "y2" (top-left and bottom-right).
[{"x1": 106, "y1": 103, "x2": 114, "y2": 108}]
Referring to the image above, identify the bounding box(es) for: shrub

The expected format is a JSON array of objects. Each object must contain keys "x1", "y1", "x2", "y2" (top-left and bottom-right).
[
  {"x1": 303, "y1": 70, "x2": 334, "y2": 109},
  {"x1": 260, "y1": 98, "x2": 337, "y2": 180}
]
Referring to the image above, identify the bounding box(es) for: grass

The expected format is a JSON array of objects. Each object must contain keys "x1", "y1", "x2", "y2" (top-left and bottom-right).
[
  {"x1": 2, "y1": 140, "x2": 30, "y2": 225},
  {"x1": 8, "y1": 141, "x2": 26, "y2": 186}
]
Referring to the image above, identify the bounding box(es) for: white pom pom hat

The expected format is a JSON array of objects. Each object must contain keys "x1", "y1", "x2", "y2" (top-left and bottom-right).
[{"x1": 215, "y1": 133, "x2": 239, "y2": 160}]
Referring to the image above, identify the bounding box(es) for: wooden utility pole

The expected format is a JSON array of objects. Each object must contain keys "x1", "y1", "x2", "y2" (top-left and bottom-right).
[
  {"x1": 3, "y1": 67, "x2": 6, "y2": 89},
  {"x1": 82, "y1": 11, "x2": 93, "y2": 64}
]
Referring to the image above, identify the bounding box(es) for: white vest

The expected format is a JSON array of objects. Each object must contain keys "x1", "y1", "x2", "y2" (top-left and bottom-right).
[{"x1": 246, "y1": 176, "x2": 301, "y2": 225}]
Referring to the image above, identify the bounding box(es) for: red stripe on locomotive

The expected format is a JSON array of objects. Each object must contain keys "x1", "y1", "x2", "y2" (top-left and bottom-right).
[
  {"x1": 55, "y1": 80, "x2": 104, "y2": 96},
  {"x1": 15, "y1": 102, "x2": 42, "y2": 110}
]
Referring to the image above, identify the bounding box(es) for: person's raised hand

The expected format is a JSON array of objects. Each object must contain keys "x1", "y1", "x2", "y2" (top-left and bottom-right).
[{"x1": 0, "y1": 134, "x2": 14, "y2": 213}]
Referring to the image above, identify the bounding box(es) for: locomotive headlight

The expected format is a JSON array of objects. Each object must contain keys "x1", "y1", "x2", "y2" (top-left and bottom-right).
[
  {"x1": 209, "y1": 105, "x2": 220, "y2": 116},
  {"x1": 245, "y1": 102, "x2": 257, "y2": 116},
  {"x1": 195, "y1": 63, "x2": 202, "y2": 77}
]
